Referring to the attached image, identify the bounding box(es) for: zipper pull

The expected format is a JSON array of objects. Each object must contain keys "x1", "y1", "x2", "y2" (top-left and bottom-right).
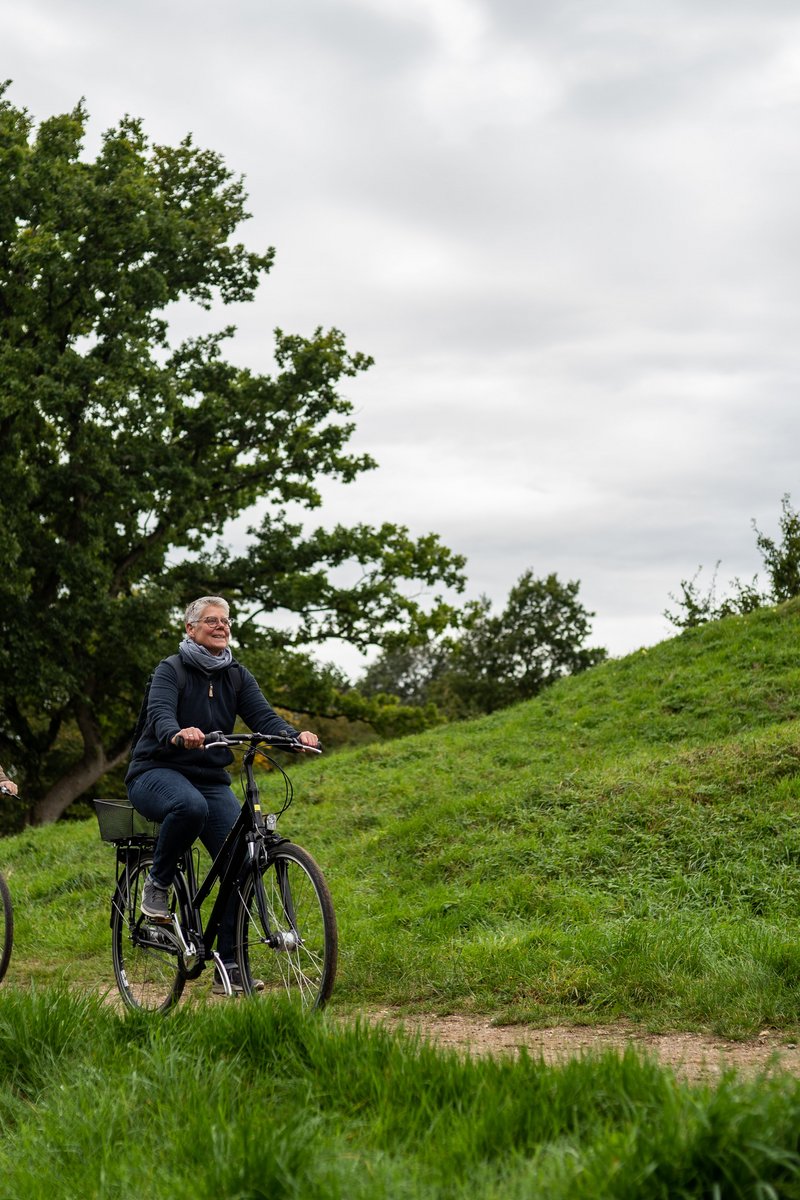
[{"x1": 209, "y1": 682, "x2": 214, "y2": 698}]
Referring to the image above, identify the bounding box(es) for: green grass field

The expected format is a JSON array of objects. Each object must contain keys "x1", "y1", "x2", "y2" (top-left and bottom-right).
[
  {"x1": 4, "y1": 601, "x2": 800, "y2": 1195},
  {"x1": 4, "y1": 989, "x2": 800, "y2": 1200}
]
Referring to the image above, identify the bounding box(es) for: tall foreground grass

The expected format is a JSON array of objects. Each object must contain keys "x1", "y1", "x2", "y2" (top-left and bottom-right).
[
  {"x1": 4, "y1": 602, "x2": 800, "y2": 1035},
  {"x1": 2, "y1": 987, "x2": 800, "y2": 1200}
]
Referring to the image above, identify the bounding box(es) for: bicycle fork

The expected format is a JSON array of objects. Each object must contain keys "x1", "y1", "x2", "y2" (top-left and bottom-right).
[{"x1": 249, "y1": 840, "x2": 300, "y2": 952}]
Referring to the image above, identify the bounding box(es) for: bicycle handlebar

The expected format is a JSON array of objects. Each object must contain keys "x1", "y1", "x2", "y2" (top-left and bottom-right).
[{"x1": 174, "y1": 731, "x2": 322, "y2": 754}]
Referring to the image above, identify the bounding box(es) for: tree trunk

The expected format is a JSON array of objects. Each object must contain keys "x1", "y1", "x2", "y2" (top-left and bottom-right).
[
  {"x1": 29, "y1": 704, "x2": 130, "y2": 825},
  {"x1": 29, "y1": 752, "x2": 128, "y2": 824}
]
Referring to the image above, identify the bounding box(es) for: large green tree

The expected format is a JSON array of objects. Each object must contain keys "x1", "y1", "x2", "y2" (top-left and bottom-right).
[
  {"x1": 443, "y1": 571, "x2": 606, "y2": 713},
  {"x1": 0, "y1": 90, "x2": 464, "y2": 825},
  {"x1": 360, "y1": 569, "x2": 606, "y2": 717}
]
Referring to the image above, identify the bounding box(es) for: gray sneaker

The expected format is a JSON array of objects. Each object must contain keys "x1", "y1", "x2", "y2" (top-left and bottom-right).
[
  {"x1": 140, "y1": 874, "x2": 171, "y2": 921},
  {"x1": 212, "y1": 965, "x2": 265, "y2": 995}
]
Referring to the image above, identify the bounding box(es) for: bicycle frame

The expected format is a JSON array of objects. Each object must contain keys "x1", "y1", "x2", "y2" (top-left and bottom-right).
[{"x1": 116, "y1": 741, "x2": 290, "y2": 990}]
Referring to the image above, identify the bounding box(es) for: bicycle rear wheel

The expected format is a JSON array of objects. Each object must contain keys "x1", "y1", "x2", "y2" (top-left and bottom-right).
[
  {"x1": 111, "y1": 853, "x2": 186, "y2": 1012},
  {"x1": 235, "y1": 843, "x2": 337, "y2": 1010},
  {"x1": 0, "y1": 872, "x2": 12, "y2": 984}
]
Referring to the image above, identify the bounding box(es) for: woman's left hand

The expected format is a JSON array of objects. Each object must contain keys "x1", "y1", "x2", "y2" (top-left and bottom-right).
[{"x1": 297, "y1": 731, "x2": 319, "y2": 748}]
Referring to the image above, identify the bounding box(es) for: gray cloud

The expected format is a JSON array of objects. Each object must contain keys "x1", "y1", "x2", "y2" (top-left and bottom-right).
[{"x1": 5, "y1": 0, "x2": 799, "y2": 668}]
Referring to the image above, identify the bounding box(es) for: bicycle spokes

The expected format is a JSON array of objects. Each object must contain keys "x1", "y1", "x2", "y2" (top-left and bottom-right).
[
  {"x1": 111, "y1": 855, "x2": 186, "y2": 1013},
  {"x1": 235, "y1": 844, "x2": 336, "y2": 1009}
]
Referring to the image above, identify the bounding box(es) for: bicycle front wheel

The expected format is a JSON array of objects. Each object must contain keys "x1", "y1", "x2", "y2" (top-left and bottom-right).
[
  {"x1": 0, "y1": 872, "x2": 12, "y2": 984},
  {"x1": 235, "y1": 843, "x2": 337, "y2": 1010},
  {"x1": 111, "y1": 854, "x2": 186, "y2": 1013}
]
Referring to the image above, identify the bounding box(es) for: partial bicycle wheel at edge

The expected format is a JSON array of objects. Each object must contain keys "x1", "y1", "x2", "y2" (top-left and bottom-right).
[
  {"x1": 111, "y1": 854, "x2": 186, "y2": 1012},
  {"x1": 235, "y1": 843, "x2": 337, "y2": 1010},
  {"x1": 0, "y1": 872, "x2": 13, "y2": 983}
]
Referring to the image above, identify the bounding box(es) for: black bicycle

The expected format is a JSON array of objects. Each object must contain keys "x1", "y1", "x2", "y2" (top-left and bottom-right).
[
  {"x1": 94, "y1": 732, "x2": 337, "y2": 1013},
  {"x1": 0, "y1": 786, "x2": 15, "y2": 984}
]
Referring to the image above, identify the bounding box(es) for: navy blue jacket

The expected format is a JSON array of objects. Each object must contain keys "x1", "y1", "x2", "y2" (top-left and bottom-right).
[{"x1": 125, "y1": 656, "x2": 298, "y2": 785}]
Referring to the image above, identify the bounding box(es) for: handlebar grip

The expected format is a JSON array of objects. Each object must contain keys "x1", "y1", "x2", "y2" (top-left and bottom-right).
[{"x1": 173, "y1": 731, "x2": 223, "y2": 749}]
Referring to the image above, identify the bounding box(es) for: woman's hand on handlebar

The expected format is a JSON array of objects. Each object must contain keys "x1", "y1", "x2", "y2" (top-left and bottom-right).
[
  {"x1": 171, "y1": 727, "x2": 205, "y2": 750},
  {"x1": 297, "y1": 731, "x2": 319, "y2": 749},
  {"x1": 0, "y1": 782, "x2": 18, "y2": 796}
]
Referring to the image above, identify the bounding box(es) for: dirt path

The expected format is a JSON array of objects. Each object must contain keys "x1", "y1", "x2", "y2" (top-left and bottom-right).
[
  {"x1": 362, "y1": 1010, "x2": 800, "y2": 1085},
  {"x1": 92, "y1": 974, "x2": 800, "y2": 1084}
]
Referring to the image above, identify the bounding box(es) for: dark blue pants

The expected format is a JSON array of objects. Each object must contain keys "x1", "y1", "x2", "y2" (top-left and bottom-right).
[{"x1": 127, "y1": 769, "x2": 240, "y2": 964}]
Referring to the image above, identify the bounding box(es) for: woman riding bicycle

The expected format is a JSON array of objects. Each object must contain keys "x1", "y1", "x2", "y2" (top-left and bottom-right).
[{"x1": 126, "y1": 595, "x2": 319, "y2": 993}]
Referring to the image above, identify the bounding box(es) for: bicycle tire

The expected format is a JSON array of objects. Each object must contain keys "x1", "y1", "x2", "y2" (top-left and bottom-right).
[
  {"x1": 235, "y1": 843, "x2": 337, "y2": 1010},
  {"x1": 0, "y1": 872, "x2": 12, "y2": 984},
  {"x1": 111, "y1": 853, "x2": 186, "y2": 1012}
]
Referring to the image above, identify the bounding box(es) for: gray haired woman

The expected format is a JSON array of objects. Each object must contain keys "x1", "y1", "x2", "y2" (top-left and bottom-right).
[{"x1": 126, "y1": 595, "x2": 319, "y2": 993}]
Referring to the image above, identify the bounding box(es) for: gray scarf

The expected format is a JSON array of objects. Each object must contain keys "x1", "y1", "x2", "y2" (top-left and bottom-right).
[{"x1": 178, "y1": 636, "x2": 234, "y2": 674}]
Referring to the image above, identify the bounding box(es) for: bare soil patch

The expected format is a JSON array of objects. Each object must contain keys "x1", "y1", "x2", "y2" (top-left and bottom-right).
[
  {"x1": 363, "y1": 1010, "x2": 800, "y2": 1085},
  {"x1": 91, "y1": 974, "x2": 800, "y2": 1085}
]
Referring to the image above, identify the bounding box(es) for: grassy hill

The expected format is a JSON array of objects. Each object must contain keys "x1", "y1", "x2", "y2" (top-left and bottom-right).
[
  {"x1": 5, "y1": 600, "x2": 800, "y2": 1036},
  {"x1": 6, "y1": 604, "x2": 800, "y2": 1197}
]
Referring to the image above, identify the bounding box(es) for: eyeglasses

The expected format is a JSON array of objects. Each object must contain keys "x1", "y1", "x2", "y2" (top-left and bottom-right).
[{"x1": 196, "y1": 617, "x2": 232, "y2": 629}]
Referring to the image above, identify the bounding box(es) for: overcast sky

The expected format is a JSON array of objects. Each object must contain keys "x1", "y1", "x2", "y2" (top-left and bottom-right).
[{"x1": 5, "y1": 0, "x2": 800, "y2": 674}]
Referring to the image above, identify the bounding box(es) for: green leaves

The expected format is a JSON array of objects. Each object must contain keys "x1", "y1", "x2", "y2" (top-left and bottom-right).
[
  {"x1": 665, "y1": 494, "x2": 800, "y2": 630},
  {"x1": 360, "y1": 570, "x2": 606, "y2": 718},
  {"x1": 189, "y1": 517, "x2": 465, "y2": 651},
  {"x1": 0, "y1": 92, "x2": 464, "y2": 821}
]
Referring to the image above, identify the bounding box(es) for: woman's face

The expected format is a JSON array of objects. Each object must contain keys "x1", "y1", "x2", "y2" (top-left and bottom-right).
[{"x1": 187, "y1": 604, "x2": 231, "y2": 655}]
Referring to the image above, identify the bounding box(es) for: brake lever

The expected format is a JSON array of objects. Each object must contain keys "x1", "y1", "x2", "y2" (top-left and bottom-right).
[{"x1": 202, "y1": 730, "x2": 228, "y2": 749}]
